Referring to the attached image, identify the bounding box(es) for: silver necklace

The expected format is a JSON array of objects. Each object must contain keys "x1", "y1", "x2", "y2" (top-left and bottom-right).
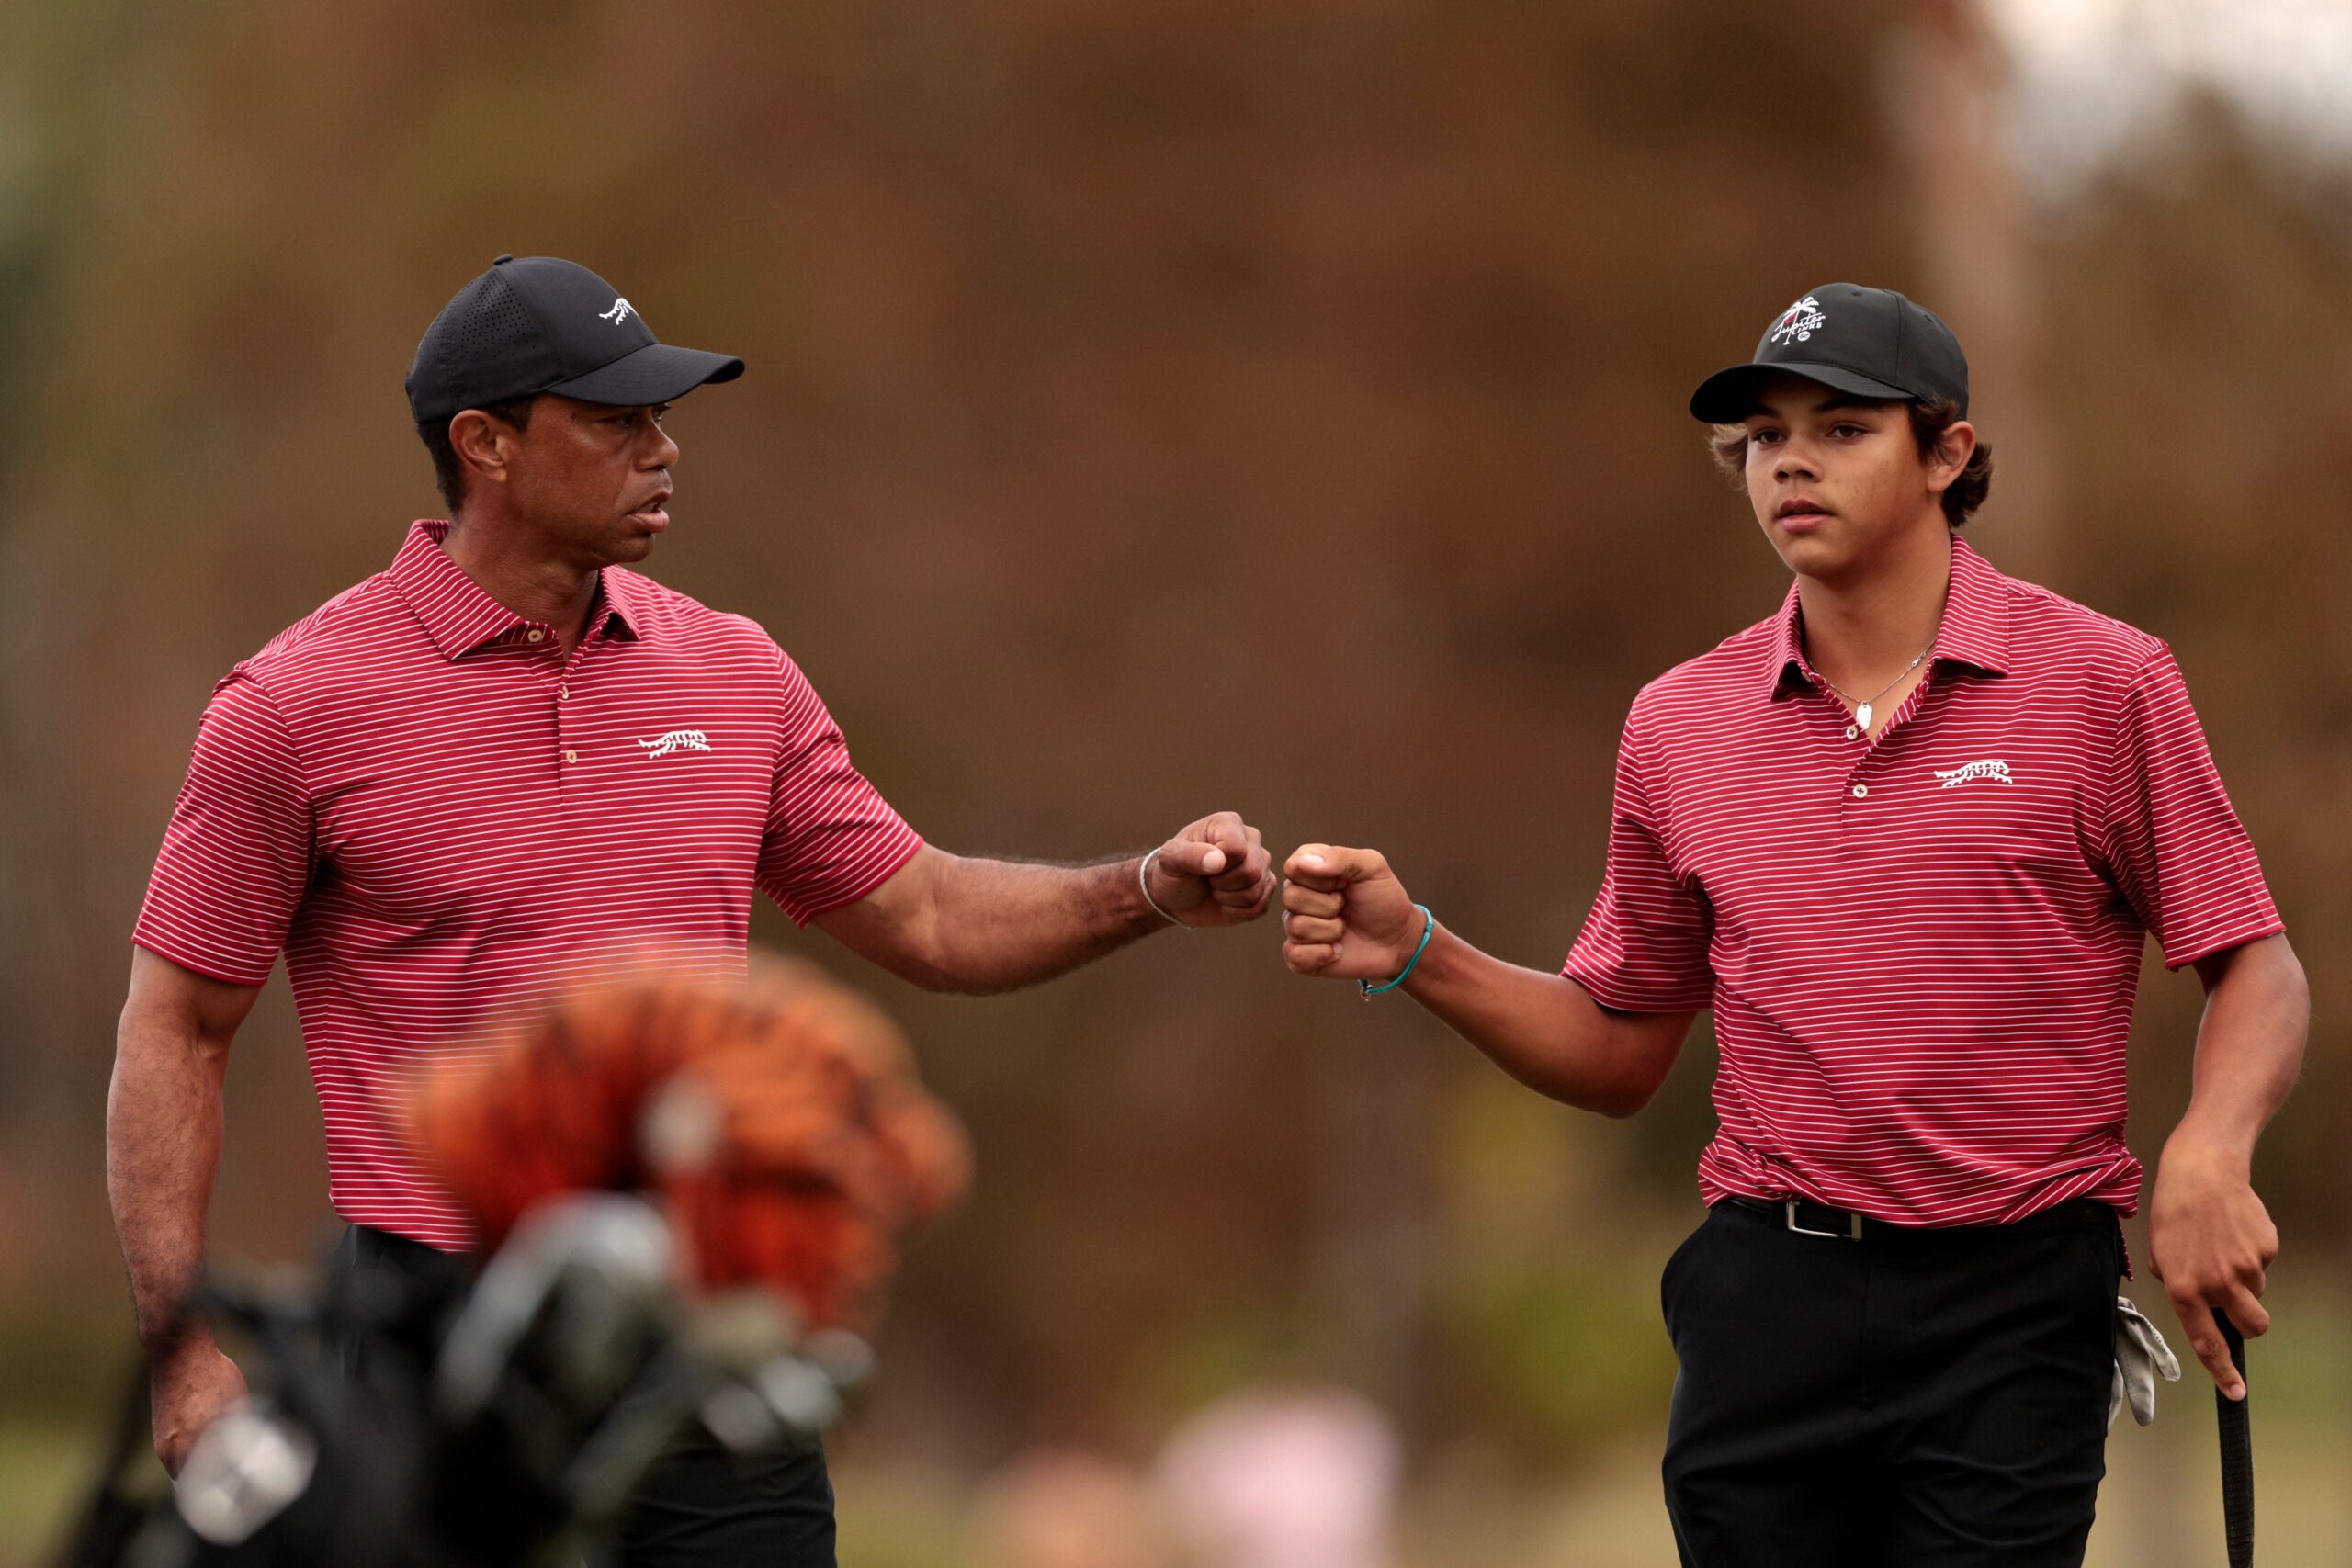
[{"x1": 1822, "y1": 643, "x2": 1933, "y2": 734}]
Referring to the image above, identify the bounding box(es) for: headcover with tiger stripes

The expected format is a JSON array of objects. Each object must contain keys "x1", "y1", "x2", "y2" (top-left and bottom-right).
[{"x1": 402, "y1": 953, "x2": 970, "y2": 1333}]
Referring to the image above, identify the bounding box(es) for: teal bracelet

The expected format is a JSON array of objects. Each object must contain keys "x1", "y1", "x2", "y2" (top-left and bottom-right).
[{"x1": 1361, "y1": 905, "x2": 1436, "y2": 998}]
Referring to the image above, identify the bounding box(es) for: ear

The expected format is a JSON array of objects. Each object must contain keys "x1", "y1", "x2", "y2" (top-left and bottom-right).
[
  {"x1": 1923, "y1": 418, "x2": 1978, "y2": 495},
  {"x1": 447, "y1": 409, "x2": 522, "y2": 492}
]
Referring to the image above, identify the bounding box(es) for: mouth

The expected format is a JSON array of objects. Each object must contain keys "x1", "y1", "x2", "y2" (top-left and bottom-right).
[
  {"x1": 626, "y1": 491, "x2": 673, "y2": 532},
  {"x1": 1775, "y1": 497, "x2": 1834, "y2": 530}
]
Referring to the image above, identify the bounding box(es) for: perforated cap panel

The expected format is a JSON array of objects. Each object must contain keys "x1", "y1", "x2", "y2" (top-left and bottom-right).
[
  {"x1": 407, "y1": 260, "x2": 567, "y2": 422},
  {"x1": 447, "y1": 273, "x2": 537, "y2": 360}
]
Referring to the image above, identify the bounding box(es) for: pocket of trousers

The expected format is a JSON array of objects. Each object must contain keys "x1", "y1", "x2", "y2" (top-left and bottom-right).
[
  {"x1": 1659, "y1": 1210, "x2": 1714, "y2": 1334},
  {"x1": 2080, "y1": 1214, "x2": 2125, "y2": 1303}
]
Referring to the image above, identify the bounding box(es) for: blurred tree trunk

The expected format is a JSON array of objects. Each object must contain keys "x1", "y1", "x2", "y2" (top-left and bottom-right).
[
  {"x1": 0, "y1": 0, "x2": 194, "y2": 1273},
  {"x1": 1894, "y1": 0, "x2": 2052, "y2": 578}
]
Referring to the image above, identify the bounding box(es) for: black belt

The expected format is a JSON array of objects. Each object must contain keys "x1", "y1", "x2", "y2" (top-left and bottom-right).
[{"x1": 1717, "y1": 1194, "x2": 2115, "y2": 1242}]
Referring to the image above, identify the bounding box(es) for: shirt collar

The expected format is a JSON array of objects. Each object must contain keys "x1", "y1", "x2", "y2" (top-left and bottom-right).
[
  {"x1": 1932, "y1": 536, "x2": 2010, "y2": 677},
  {"x1": 390, "y1": 520, "x2": 645, "y2": 660},
  {"x1": 1762, "y1": 534, "x2": 2012, "y2": 701}
]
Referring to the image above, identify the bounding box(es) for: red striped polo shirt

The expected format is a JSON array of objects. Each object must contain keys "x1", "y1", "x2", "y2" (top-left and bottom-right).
[
  {"x1": 1563, "y1": 536, "x2": 2281, "y2": 1226},
  {"x1": 134, "y1": 520, "x2": 922, "y2": 1247}
]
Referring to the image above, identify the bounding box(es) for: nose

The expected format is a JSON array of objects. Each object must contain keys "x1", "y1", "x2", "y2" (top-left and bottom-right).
[
  {"x1": 1772, "y1": 435, "x2": 1821, "y2": 483},
  {"x1": 645, "y1": 421, "x2": 680, "y2": 469}
]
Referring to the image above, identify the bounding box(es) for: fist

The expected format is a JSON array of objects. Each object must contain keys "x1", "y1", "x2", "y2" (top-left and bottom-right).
[
  {"x1": 1148, "y1": 811, "x2": 1276, "y2": 929},
  {"x1": 151, "y1": 1337, "x2": 247, "y2": 1476},
  {"x1": 1281, "y1": 844, "x2": 1421, "y2": 980}
]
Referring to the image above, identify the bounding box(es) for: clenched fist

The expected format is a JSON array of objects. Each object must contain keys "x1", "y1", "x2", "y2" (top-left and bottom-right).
[
  {"x1": 1148, "y1": 811, "x2": 1277, "y2": 929},
  {"x1": 151, "y1": 1336, "x2": 247, "y2": 1475},
  {"x1": 1280, "y1": 844, "x2": 1426, "y2": 981}
]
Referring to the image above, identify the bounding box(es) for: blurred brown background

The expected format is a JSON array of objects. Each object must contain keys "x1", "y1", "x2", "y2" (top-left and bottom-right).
[{"x1": 3, "y1": 1, "x2": 2346, "y2": 1562}]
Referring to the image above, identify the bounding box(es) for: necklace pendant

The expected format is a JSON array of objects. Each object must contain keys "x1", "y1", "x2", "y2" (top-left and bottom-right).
[{"x1": 1856, "y1": 702, "x2": 1873, "y2": 733}]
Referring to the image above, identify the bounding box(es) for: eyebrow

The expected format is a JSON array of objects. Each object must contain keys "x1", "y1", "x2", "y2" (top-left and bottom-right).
[{"x1": 1744, "y1": 392, "x2": 1888, "y2": 420}]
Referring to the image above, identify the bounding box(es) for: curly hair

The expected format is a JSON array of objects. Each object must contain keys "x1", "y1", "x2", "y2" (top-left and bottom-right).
[{"x1": 1705, "y1": 397, "x2": 1993, "y2": 527}]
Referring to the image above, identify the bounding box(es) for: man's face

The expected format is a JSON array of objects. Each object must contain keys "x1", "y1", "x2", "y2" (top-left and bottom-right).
[
  {"x1": 1738, "y1": 373, "x2": 1949, "y2": 581},
  {"x1": 497, "y1": 395, "x2": 680, "y2": 567}
]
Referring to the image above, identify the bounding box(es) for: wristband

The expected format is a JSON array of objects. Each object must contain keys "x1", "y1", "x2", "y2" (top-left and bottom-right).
[
  {"x1": 1139, "y1": 847, "x2": 1184, "y2": 927},
  {"x1": 1360, "y1": 905, "x2": 1435, "y2": 998}
]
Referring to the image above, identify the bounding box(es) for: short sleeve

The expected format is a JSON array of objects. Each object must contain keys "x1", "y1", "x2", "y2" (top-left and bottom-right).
[
  {"x1": 2097, "y1": 647, "x2": 2283, "y2": 968},
  {"x1": 756, "y1": 648, "x2": 924, "y2": 925},
  {"x1": 1560, "y1": 715, "x2": 1715, "y2": 1011},
  {"x1": 132, "y1": 671, "x2": 313, "y2": 986}
]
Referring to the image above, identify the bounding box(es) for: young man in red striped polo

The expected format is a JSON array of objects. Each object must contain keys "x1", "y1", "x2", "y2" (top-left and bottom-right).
[
  {"x1": 108, "y1": 254, "x2": 1276, "y2": 1566},
  {"x1": 1278, "y1": 283, "x2": 2306, "y2": 1565}
]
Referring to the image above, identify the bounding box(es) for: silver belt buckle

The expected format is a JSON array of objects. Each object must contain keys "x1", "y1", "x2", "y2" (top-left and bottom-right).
[{"x1": 1785, "y1": 1199, "x2": 1862, "y2": 1240}]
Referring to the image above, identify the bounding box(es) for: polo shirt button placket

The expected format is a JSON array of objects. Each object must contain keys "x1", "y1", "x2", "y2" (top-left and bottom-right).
[
  {"x1": 558, "y1": 676, "x2": 577, "y2": 784},
  {"x1": 526, "y1": 626, "x2": 572, "y2": 786},
  {"x1": 554, "y1": 639, "x2": 596, "y2": 793},
  {"x1": 1838, "y1": 718, "x2": 1872, "y2": 845}
]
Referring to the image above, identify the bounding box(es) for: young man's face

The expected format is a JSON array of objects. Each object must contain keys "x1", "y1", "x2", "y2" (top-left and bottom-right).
[
  {"x1": 493, "y1": 394, "x2": 679, "y2": 567},
  {"x1": 1738, "y1": 372, "x2": 1961, "y2": 581}
]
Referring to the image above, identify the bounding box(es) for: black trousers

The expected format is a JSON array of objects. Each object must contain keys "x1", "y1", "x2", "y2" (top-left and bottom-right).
[
  {"x1": 1659, "y1": 1200, "x2": 2121, "y2": 1568},
  {"x1": 328, "y1": 1224, "x2": 838, "y2": 1567}
]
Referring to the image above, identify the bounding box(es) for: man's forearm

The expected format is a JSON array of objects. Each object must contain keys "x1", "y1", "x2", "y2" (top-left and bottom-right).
[
  {"x1": 819, "y1": 819, "x2": 1272, "y2": 992},
  {"x1": 107, "y1": 1021, "x2": 229, "y2": 1348},
  {"x1": 909, "y1": 852, "x2": 1168, "y2": 995},
  {"x1": 2147, "y1": 933, "x2": 2305, "y2": 1391},
  {"x1": 1401, "y1": 927, "x2": 1690, "y2": 1117}
]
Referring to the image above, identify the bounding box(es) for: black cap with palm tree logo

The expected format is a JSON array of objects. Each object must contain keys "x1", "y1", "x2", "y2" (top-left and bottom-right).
[{"x1": 1689, "y1": 282, "x2": 1968, "y2": 423}]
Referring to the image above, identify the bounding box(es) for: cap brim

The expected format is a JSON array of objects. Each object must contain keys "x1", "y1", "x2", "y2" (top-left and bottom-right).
[
  {"x1": 546, "y1": 342, "x2": 745, "y2": 407},
  {"x1": 1688, "y1": 361, "x2": 1915, "y2": 423}
]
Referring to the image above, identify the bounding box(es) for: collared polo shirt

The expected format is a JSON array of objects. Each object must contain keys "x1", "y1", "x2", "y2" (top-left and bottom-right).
[
  {"x1": 135, "y1": 520, "x2": 922, "y2": 1247},
  {"x1": 1563, "y1": 537, "x2": 2281, "y2": 1226}
]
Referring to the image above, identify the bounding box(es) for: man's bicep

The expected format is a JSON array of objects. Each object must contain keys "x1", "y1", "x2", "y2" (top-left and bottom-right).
[
  {"x1": 806, "y1": 844, "x2": 949, "y2": 981},
  {"x1": 1626, "y1": 1003, "x2": 1701, "y2": 1072},
  {"x1": 1577, "y1": 981, "x2": 1701, "y2": 1077},
  {"x1": 1612, "y1": 1000, "x2": 1702, "y2": 1042},
  {"x1": 2189, "y1": 931, "x2": 2302, "y2": 996},
  {"x1": 123, "y1": 944, "x2": 266, "y2": 1053}
]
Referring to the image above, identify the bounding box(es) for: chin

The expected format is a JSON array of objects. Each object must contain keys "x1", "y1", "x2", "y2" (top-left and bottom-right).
[{"x1": 1763, "y1": 529, "x2": 1860, "y2": 582}]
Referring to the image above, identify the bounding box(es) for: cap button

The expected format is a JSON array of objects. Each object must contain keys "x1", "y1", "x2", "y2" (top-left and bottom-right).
[{"x1": 492, "y1": 254, "x2": 514, "y2": 265}]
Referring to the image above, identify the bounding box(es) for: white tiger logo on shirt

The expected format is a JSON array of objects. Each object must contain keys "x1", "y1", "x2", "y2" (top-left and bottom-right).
[
  {"x1": 638, "y1": 729, "x2": 713, "y2": 759},
  {"x1": 1933, "y1": 759, "x2": 2013, "y2": 788}
]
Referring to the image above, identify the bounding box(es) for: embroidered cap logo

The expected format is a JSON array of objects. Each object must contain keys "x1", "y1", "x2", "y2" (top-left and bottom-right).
[
  {"x1": 1769, "y1": 295, "x2": 1826, "y2": 345},
  {"x1": 599, "y1": 297, "x2": 635, "y2": 325}
]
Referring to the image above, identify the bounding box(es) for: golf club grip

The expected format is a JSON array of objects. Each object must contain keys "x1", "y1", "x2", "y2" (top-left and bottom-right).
[{"x1": 2212, "y1": 1307, "x2": 2253, "y2": 1568}]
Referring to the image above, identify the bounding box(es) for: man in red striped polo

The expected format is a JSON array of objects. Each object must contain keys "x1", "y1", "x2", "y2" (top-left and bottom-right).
[
  {"x1": 108, "y1": 254, "x2": 1276, "y2": 1565},
  {"x1": 1278, "y1": 283, "x2": 2307, "y2": 1564}
]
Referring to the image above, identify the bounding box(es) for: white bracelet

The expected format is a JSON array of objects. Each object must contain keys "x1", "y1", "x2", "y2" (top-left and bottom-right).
[{"x1": 1139, "y1": 847, "x2": 1185, "y2": 927}]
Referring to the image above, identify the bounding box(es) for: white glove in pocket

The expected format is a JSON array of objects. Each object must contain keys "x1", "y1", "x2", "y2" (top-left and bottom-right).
[{"x1": 2109, "y1": 1295, "x2": 2182, "y2": 1431}]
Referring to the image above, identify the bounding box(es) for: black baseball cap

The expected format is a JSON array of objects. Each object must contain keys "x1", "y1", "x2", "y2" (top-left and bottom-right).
[
  {"x1": 1688, "y1": 282, "x2": 1967, "y2": 423},
  {"x1": 405, "y1": 254, "x2": 744, "y2": 424}
]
